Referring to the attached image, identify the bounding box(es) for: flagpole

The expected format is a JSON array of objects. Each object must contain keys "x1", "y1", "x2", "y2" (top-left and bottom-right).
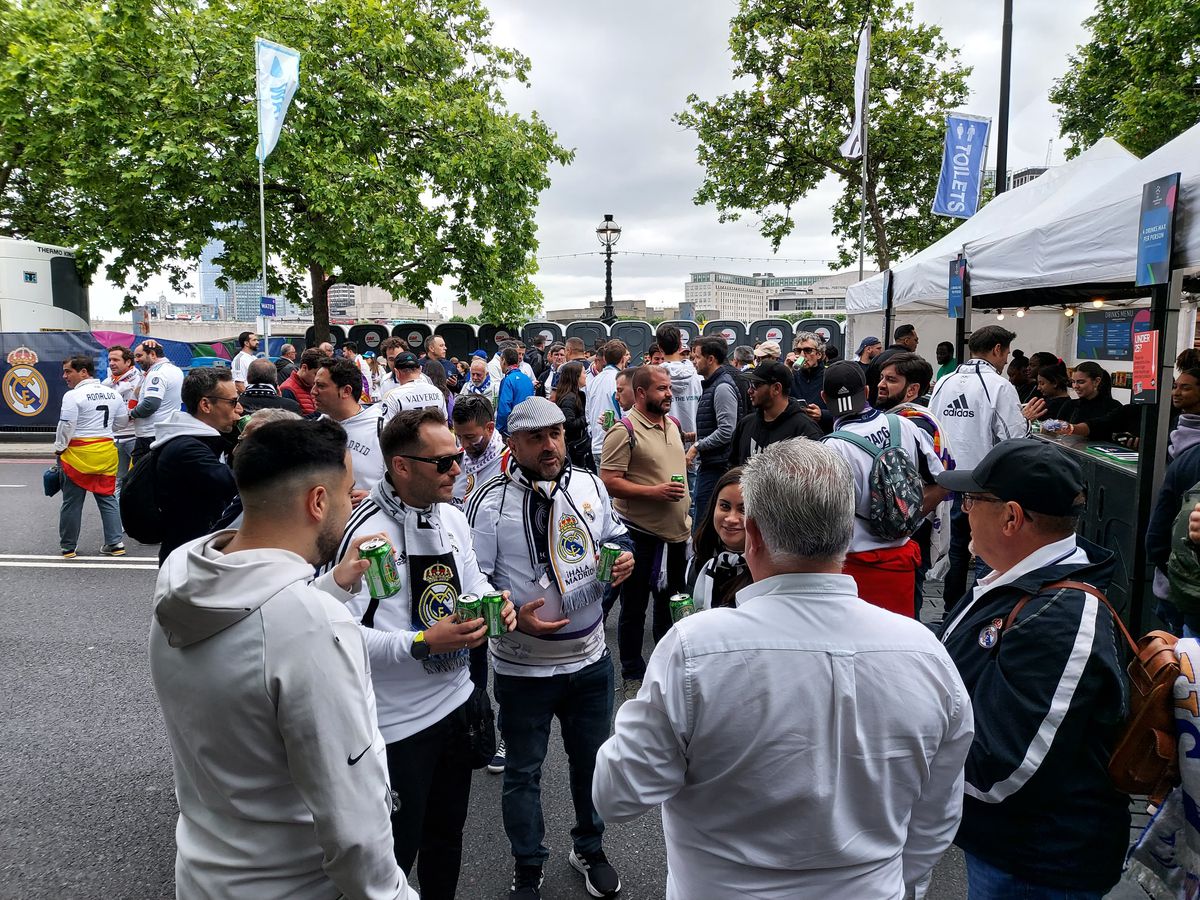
[
  {"x1": 858, "y1": 22, "x2": 871, "y2": 284},
  {"x1": 256, "y1": 41, "x2": 271, "y2": 368}
]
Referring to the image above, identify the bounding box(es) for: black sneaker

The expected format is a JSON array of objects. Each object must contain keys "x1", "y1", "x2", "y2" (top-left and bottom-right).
[
  {"x1": 569, "y1": 849, "x2": 621, "y2": 897},
  {"x1": 100, "y1": 543, "x2": 126, "y2": 557},
  {"x1": 509, "y1": 863, "x2": 543, "y2": 900}
]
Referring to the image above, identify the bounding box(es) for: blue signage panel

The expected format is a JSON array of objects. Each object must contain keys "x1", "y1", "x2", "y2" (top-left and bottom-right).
[
  {"x1": 932, "y1": 114, "x2": 991, "y2": 219},
  {"x1": 948, "y1": 257, "x2": 965, "y2": 318},
  {"x1": 1075, "y1": 308, "x2": 1153, "y2": 362},
  {"x1": 259, "y1": 296, "x2": 276, "y2": 317},
  {"x1": 1135, "y1": 173, "x2": 1180, "y2": 287}
]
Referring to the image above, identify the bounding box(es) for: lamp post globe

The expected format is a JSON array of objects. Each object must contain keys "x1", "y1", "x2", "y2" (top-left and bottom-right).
[{"x1": 596, "y1": 214, "x2": 621, "y2": 325}]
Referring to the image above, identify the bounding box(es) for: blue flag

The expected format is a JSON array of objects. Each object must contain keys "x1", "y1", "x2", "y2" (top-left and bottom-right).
[
  {"x1": 255, "y1": 38, "x2": 301, "y2": 163},
  {"x1": 932, "y1": 114, "x2": 991, "y2": 219}
]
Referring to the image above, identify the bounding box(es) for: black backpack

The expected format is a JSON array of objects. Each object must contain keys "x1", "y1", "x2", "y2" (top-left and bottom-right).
[{"x1": 119, "y1": 448, "x2": 164, "y2": 544}]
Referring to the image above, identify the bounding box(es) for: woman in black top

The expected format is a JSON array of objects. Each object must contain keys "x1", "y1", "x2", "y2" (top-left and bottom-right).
[
  {"x1": 1035, "y1": 366, "x2": 1071, "y2": 419},
  {"x1": 1055, "y1": 361, "x2": 1124, "y2": 438},
  {"x1": 554, "y1": 361, "x2": 593, "y2": 470},
  {"x1": 1007, "y1": 351, "x2": 1037, "y2": 403}
]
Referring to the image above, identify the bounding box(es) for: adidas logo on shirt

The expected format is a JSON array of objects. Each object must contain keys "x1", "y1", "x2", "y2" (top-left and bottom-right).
[{"x1": 942, "y1": 394, "x2": 976, "y2": 418}]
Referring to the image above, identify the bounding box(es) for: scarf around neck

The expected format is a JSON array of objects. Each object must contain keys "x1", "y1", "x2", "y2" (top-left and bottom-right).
[
  {"x1": 465, "y1": 374, "x2": 492, "y2": 395},
  {"x1": 504, "y1": 462, "x2": 602, "y2": 614},
  {"x1": 367, "y1": 479, "x2": 467, "y2": 674},
  {"x1": 464, "y1": 429, "x2": 505, "y2": 476}
]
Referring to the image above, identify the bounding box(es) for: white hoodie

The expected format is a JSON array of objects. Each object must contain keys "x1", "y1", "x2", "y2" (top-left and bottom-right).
[
  {"x1": 149, "y1": 532, "x2": 415, "y2": 900},
  {"x1": 661, "y1": 358, "x2": 703, "y2": 438},
  {"x1": 927, "y1": 359, "x2": 1028, "y2": 470}
]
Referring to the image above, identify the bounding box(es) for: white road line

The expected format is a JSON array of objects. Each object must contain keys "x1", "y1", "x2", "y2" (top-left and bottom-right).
[
  {"x1": 0, "y1": 561, "x2": 158, "y2": 570},
  {"x1": 0, "y1": 554, "x2": 158, "y2": 561},
  {"x1": 0, "y1": 484, "x2": 26, "y2": 487}
]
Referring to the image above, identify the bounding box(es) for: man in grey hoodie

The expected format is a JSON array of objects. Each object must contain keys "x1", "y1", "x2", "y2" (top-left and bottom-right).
[{"x1": 149, "y1": 418, "x2": 417, "y2": 900}]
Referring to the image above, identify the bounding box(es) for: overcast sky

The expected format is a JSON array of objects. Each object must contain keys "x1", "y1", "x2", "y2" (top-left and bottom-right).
[{"x1": 91, "y1": 0, "x2": 1095, "y2": 319}]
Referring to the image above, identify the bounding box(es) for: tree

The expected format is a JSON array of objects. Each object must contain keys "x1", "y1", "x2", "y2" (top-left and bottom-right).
[
  {"x1": 0, "y1": 0, "x2": 571, "y2": 340},
  {"x1": 675, "y1": 0, "x2": 970, "y2": 272},
  {"x1": 1050, "y1": 0, "x2": 1200, "y2": 158}
]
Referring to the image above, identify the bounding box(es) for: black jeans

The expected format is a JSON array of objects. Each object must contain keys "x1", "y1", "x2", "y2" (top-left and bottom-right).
[
  {"x1": 384, "y1": 698, "x2": 474, "y2": 900},
  {"x1": 944, "y1": 494, "x2": 972, "y2": 614},
  {"x1": 617, "y1": 526, "x2": 688, "y2": 680}
]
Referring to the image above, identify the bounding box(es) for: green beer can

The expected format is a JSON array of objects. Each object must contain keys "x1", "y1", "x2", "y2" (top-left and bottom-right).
[
  {"x1": 596, "y1": 542, "x2": 621, "y2": 583},
  {"x1": 360, "y1": 539, "x2": 402, "y2": 600},
  {"x1": 481, "y1": 591, "x2": 506, "y2": 638},
  {"x1": 670, "y1": 474, "x2": 685, "y2": 484},
  {"x1": 669, "y1": 593, "x2": 696, "y2": 623},
  {"x1": 455, "y1": 592, "x2": 482, "y2": 624},
  {"x1": 602, "y1": 409, "x2": 616, "y2": 430}
]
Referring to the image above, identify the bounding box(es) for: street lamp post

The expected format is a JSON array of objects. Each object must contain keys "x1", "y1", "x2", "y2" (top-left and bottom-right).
[{"x1": 596, "y1": 214, "x2": 621, "y2": 325}]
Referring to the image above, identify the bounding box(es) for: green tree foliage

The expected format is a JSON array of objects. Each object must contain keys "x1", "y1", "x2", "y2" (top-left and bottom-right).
[
  {"x1": 676, "y1": 0, "x2": 970, "y2": 271},
  {"x1": 0, "y1": 0, "x2": 571, "y2": 338},
  {"x1": 1049, "y1": 0, "x2": 1200, "y2": 158}
]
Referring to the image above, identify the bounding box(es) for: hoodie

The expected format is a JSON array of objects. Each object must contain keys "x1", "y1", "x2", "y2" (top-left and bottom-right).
[
  {"x1": 727, "y1": 399, "x2": 822, "y2": 468},
  {"x1": 149, "y1": 532, "x2": 415, "y2": 900},
  {"x1": 661, "y1": 358, "x2": 703, "y2": 438},
  {"x1": 152, "y1": 412, "x2": 238, "y2": 564}
]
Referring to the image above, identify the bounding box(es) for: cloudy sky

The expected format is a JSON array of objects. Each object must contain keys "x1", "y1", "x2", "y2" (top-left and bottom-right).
[{"x1": 91, "y1": 0, "x2": 1096, "y2": 319}]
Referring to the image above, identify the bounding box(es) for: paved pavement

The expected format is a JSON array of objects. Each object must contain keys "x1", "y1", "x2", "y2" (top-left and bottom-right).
[{"x1": 1, "y1": 457, "x2": 971, "y2": 899}]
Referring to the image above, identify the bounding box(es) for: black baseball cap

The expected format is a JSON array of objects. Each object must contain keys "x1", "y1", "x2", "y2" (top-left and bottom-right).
[
  {"x1": 746, "y1": 360, "x2": 793, "y2": 391},
  {"x1": 394, "y1": 351, "x2": 420, "y2": 370},
  {"x1": 822, "y1": 360, "x2": 867, "y2": 416},
  {"x1": 937, "y1": 439, "x2": 1085, "y2": 516}
]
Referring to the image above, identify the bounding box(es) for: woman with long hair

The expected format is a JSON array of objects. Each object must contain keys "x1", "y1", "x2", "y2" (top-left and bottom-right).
[
  {"x1": 423, "y1": 359, "x2": 454, "y2": 421},
  {"x1": 1026, "y1": 365, "x2": 1071, "y2": 420},
  {"x1": 1007, "y1": 351, "x2": 1036, "y2": 404},
  {"x1": 687, "y1": 467, "x2": 751, "y2": 610},
  {"x1": 1049, "y1": 361, "x2": 1124, "y2": 438},
  {"x1": 554, "y1": 361, "x2": 593, "y2": 470}
]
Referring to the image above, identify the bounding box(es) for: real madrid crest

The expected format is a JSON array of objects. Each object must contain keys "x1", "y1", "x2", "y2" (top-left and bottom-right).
[
  {"x1": 2, "y1": 346, "x2": 48, "y2": 418},
  {"x1": 978, "y1": 618, "x2": 1004, "y2": 649},
  {"x1": 556, "y1": 514, "x2": 587, "y2": 563},
  {"x1": 581, "y1": 501, "x2": 596, "y2": 523},
  {"x1": 419, "y1": 562, "x2": 458, "y2": 623}
]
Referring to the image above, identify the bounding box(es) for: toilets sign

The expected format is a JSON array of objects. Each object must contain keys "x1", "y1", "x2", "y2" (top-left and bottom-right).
[{"x1": 932, "y1": 113, "x2": 991, "y2": 219}]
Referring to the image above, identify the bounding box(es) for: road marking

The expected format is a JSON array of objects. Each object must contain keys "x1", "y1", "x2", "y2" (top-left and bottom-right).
[
  {"x1": 0, "y1": 561, "x2": 158, "y2": 570},
  {"x1": 0, "y1": 484, "x2": 26, "y2": 487},
  {"x1": 0, "y1": 553, "x2": 157, "y2": 561}
]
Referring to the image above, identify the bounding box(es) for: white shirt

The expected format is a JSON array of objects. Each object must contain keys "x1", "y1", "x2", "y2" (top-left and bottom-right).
[
  {"x1": 927, "y1": 360, "x2": 1028, "y2": 469},
  {"x1": 231, "y1": 350, "x2": 256, "y2": 385},
  {"x1": 56, "y1": 378, "x2": 126, "y2": 450},
  {"x1": 335, "y1": 405, "x2": 386, "y2": 492},
  {"x1": 593, "y1": 573, "x2": 974, "y2": 899},
  {"x1": 824, "y1": 408, "x2": 944, "y2": 553},
  {"x1": 379, "y1": 381, "x2": 445, "y2": 425},
  {"x1": 133, "y1": 360, "x2": 184, "y2": 438},
  {"x1": 586, "y1": 365, "x2": 622, "y2": 455},
  {"x1": 104, "y1": 368, "x2": 141, "y2": 439}
]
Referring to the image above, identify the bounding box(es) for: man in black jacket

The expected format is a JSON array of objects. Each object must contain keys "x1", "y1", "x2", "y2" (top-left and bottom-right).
[
  {"x1": 936, "y1": 439, "x2": 1128, "y2": 897},
  {"x1": 789, "y1": 331, "x2": 832, "y2": 434},
  {"x1": 152, "y1": 368, "x2": 242, "y2": 564},
  {"x1": 728, "y1": 362, "x2": 820, "y2": 468},
  {"x1": 238, "y1": 359, "x2": 303, "y2": 415}
]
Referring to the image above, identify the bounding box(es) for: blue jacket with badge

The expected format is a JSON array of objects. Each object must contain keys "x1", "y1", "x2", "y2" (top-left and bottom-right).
[{"x1": 938, "y1": 538, "x2": 1128, "y2": 893}]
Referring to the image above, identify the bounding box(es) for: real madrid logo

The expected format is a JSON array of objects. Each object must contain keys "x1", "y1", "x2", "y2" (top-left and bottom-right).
[
  {"x1": 419, "y1": 563, "x2": 458, "y2": 624},
  {"x1": 978, "y1": 618, "x2": 1004, "y2": 649},
  {"x1": 556, "y1": 514, "x2": 587, "y2": 564},
  {"x1": 465, "y1": 473, "x2": 476, "y2": 497},
  {"x1": 581, "y1": 501, "x2": 596, "y2": 522},
  {"x1": 2, "y1": 347, "x2": 48, "y2": 418}
]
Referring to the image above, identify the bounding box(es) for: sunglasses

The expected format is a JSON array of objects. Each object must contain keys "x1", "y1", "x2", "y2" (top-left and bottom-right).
[
  {"x1": 204, "y1": 395, "x2": 241, "y2": 407},
  {"x1": 400, "y1": 450, "x2": 465, "y2": 474}
]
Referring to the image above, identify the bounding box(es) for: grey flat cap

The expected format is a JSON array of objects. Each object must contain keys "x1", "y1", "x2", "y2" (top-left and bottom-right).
[{"x1": 506, "y1": 396, "x2": 566, "y2": 432}]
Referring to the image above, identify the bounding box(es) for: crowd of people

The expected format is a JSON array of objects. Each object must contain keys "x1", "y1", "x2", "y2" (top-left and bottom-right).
[{"x1": 46, "y1": 320, "x2": 1200, "y2": 899}]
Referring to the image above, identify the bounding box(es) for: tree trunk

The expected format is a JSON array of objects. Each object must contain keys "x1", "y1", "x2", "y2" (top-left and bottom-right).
[
  {"x1": 309, "y1": 262, "x2": 331, "y2": 345},
  {"x1": 865, "y1": 175, "x2": 891, "y2": 271}
]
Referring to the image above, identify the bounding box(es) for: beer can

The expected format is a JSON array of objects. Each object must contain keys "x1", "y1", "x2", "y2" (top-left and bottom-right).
[
  {"x1": 602, "y1": 409, "x2": 615, "y2": 429},
  {"x1": 670, "y1": 474, "x2": 685, "y2": 484},
  {"x1": 669, "y1": 593, "x2": 696, "y2": 623},
  {"x1": 236, "y1": 414, "x2": 253, "y2": 434},
  {"x1": 360, "y1": 539, "x2": 402, "y2": 599},
  {"x1": 455, "y1": 592, "x2": 482, "y2": 624},
  {"x1": 481, "y1": 591, "x2": 506, "y2": 638},
  {"x1": 596, "y1": 542, "x2": 621, "y2": 583}
]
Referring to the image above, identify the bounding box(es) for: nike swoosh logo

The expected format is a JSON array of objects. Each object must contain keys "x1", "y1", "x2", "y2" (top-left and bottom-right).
[{"x1": 347, "y1": 744, "x2": 371, "y2": 766}]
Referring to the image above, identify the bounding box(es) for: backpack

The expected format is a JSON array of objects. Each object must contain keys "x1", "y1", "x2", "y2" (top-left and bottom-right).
[
  {"x1": 1004, "y1": 580, "x2": 1180, "y2": 805},
  {"x1": 823, "y1": 414, "x2": 924, "y2": 541},
  {"x1": 119, "y1": 448, "x2": 165, "y2": 544},
  {"x1": 616, "y1": 414, "x2": 682, "y2": 453}
]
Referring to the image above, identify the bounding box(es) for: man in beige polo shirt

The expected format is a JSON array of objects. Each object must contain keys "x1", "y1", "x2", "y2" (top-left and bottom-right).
[{"x1": 600, "y1": 365, "x2": 691, "y2": 699}]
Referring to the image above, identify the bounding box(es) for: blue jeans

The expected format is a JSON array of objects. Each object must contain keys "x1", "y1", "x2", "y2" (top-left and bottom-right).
[
  {"x1": 693, "y1": 465, "x2": 723, "y2": 534},
  {"x1": 115, "y1": 438, "x2": 135, "y2": 495},
  {"x1": 59, "y1": 474, "x2": 123, "y2": 551},
  {"x1": 965, "y1": 853, "x2": 1104, "y2": 899},
  {"x1": 494, "y1": 653, "x2": 614, "y2": 866}
]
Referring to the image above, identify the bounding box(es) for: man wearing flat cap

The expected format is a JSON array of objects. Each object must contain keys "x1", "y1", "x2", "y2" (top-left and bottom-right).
[{"x1": 936, "y1": 438, "x2": 1129, "y2": 898}]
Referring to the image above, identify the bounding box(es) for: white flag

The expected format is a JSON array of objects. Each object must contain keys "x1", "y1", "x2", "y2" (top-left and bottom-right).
[
  {"x1": 839, "y1": 23, "x2": 871, "y2": 160},
  {"x1": 255, "y1": 38, "x2": 301, "y2": 163}
]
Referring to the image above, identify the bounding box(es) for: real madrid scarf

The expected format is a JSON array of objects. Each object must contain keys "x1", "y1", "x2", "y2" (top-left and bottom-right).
[
  {"x1": 505, "y1": 463, "x2": 603, "y2": 614},
  {"x1": 464, "y1": 374, "x2": 492, "y2": 396},
  {"x1": 367, "y1": 479, "x2": 467, "y2": 674}
]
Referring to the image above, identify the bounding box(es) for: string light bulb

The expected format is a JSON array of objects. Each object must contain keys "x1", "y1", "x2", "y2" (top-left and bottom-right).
[
  {"x1": 1064, "y1": 307, "x2": 1075, "y2": 318},
  {"x1": 1016, "y1": 308, "x2": 1026, "y2": 318},
  {"x1": 996, "y1": 310, "x2": 1006, "y2": 321},
  {"x1": 1092, "y1": 297, "x2": 1105, "y2": 308}
]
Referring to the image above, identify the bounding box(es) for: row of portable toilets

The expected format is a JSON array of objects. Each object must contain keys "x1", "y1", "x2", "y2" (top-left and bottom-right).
[{"x1": 293, "y1": 318, "x2": 846, "y2": 367}]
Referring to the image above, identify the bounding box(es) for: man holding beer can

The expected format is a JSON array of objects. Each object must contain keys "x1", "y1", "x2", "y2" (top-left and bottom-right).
[
  {"x1": 328, "y1": 407, "x2": 515, "y2": 900},
  {"x1": 467, "y1": 397, "x2": 633, "y2": 900}
]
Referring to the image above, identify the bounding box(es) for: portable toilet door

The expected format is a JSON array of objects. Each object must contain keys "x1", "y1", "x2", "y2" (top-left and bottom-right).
[
  {"x1": 564, "y1": 320, "x2": 610, "y2": 353},
  {"x1": 798, "y1": 318, "x2": 845, "y2": 359},
  {"x1": 660, "y1": 319, "x2": 700, "y2": 352},
  {"x1": 348, "y1": 324, "x2": 390, "y2": 356},
  {"x1": 305, "y1": 324, "x2": 347, "y2": 350},
  {"x1": 477, "y1": 323, "x2": 523, "y2": 357},
  {"x1": 392, "y1": 322, "x2": 432, "y2": 352},
  {"x1": 521, "y1": 322, "x2": 564, "y2": 349},
  {"x1": 609, "y1": 321, "x2": 653, "y2": 365},
  {"x1": 702, "y1": 319, "x2": 749, "y2": 350},
  {"x1": 435, "y1": 322, "x2": 478, "y2": 362},
  {"x1": 749, "y1": 319, "x2": 794, "y2": 352}
]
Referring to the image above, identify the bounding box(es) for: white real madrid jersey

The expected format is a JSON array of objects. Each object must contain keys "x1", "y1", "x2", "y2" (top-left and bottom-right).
[
  {"x1": 61, "y1": 378, "x2": 125, "y2": 439},
  {"x1": 135, "y1": 361, "x2": 184, "y2": 438},
  {"x1": 379, "y1": 382, "x2": 446, "y2": 426},
  {"x1": 336, "y1": 405, "x2": 387, "y2": 492}
]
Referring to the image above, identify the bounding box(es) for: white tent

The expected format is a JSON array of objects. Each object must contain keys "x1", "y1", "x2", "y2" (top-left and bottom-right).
[
  {"x1": 844, "y1": 138, "x2": 1138, "y2": 314},
  {"x1": 965, "y1": 123, "x2": 1200, "y2": 297}
]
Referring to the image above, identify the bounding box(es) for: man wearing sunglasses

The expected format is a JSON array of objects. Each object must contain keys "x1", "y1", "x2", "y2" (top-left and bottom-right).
[
  {"x1": 151, "y1": 367, "x2": 242, "y2": 564},
  {"x1": 330, "y1": 406, "x2": 516, "y2": 900},
  {"x1": 936, "y1": 439, "x2": 1127, "y2": 898}
]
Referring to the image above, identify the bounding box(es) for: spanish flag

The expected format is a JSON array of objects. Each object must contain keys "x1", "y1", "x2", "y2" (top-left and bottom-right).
[{"x1": 60, "y1": 437, "x2": 118, "y2": 495}]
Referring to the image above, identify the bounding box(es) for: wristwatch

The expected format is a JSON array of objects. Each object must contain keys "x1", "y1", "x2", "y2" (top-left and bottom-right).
[{"x1": 410, "y1": 631, "x2": 431, "y2": 661}]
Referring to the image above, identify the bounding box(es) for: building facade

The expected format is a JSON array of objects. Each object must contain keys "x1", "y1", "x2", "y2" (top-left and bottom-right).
[
  {"x1": 768, "y1": 269, "x2": 878, "y2": 314},
  {"x1": 684, "y1": 272, "x2": 825, "y2": 321},
  {"x1": 326, "y1": 283, "x2": 440, "y2": 322}
]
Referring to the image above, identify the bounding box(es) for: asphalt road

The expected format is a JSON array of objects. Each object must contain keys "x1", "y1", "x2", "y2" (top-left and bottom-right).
[{"x1": 0, "y1": 457, "x2": 968, "y2": 899}]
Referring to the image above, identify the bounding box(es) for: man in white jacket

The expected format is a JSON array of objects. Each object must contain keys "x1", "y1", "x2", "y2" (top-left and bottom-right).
[
  {"x1": 593, "y1": 439, "x2": 974, "y2": 899},
  {"x1": 149, "y1": 417, "x2": 417, "y2": 900},
  {"x1": 927, "y1": 325, "x2": 1028, "y2": 611}
]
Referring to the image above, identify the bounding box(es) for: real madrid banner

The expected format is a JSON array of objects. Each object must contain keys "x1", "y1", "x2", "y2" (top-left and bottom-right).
[{"x1": 0, "y1": 332, "x2": 106, "y2": 428}]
